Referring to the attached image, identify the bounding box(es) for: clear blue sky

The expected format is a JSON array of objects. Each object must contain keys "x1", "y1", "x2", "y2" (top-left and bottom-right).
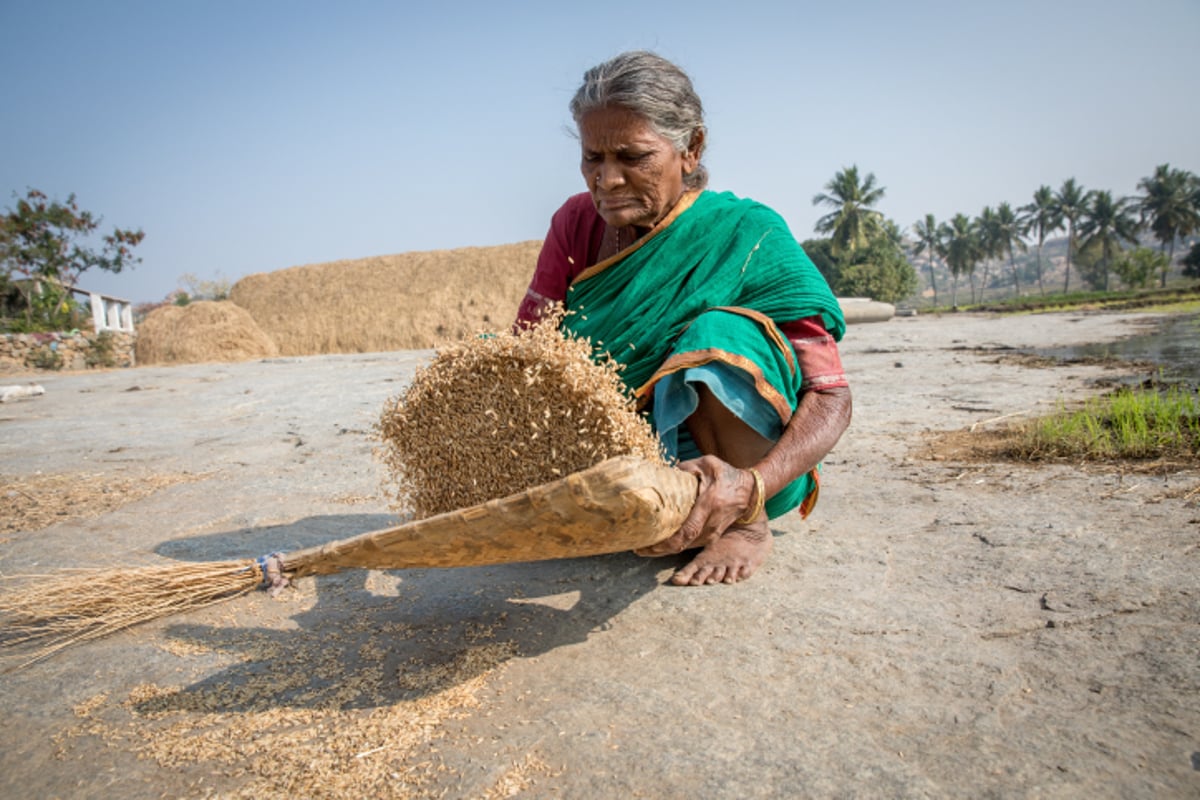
[{"x1": 2, "y1": 0, "x2": 1197, "y2": 304}]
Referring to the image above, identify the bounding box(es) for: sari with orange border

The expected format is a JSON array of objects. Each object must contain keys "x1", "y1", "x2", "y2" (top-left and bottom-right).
[{"x1": 563, "y1": 190, "x2": 845, "y2": 519}]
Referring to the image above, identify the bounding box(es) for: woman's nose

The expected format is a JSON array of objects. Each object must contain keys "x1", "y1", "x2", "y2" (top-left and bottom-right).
[{"x1": 595, "y1": 160, "x2": 623, "y2": 189}]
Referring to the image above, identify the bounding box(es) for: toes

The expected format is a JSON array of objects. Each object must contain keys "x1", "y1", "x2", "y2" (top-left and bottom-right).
[
  {"x1": 670, "y1": 525, "x2": 771, "y2": 586},
  {"x1": 673, "y1": 561, "x2": 718, "y2": 586},
  {"x1": 715, "y1": 562, "x2": 742, "y2": 584},
  {"x1": 671, "y1": 563, "x2": 699, "y2": 585}
]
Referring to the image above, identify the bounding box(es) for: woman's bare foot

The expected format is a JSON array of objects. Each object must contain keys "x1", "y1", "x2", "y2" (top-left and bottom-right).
[{"x1": 670, "y1": 517, "x2": 772, "y2": 586}]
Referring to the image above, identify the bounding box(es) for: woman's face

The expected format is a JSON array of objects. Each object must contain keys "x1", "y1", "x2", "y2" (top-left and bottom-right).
[{"x1": 578, "y1": 105, "x2": 700, "y2": 230}]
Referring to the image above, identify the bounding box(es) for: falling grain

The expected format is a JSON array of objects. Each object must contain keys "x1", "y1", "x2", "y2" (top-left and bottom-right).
[{"x1": 376, "y1": 307, "x2": 666, "y2": 518}]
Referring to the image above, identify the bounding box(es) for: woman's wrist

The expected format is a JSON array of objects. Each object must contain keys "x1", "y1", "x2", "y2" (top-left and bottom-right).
[{"x1": 736, "y1": 467, "x2": 765, "y2": 524}]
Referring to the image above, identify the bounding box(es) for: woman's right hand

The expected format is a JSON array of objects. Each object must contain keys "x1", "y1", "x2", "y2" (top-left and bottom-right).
[{"x1": 634, "y1": 455, "x2": 756, "y2": 557}]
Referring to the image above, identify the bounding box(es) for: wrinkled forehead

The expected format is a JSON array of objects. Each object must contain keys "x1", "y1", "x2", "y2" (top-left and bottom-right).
[{"x1": 577, "y1": 105, "x2": 677, "y2": 153}]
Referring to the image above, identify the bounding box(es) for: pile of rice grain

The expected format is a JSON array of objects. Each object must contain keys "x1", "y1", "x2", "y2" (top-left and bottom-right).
[
  {"x1": 377, "y1": 312, "x2": 666, "y2": 518},
  {"x1": 229, "y1": 240, "x2": 543, "y2": 355},
  {"x1": 135, "y1": 300, "x2": 278, "y2": 365}
]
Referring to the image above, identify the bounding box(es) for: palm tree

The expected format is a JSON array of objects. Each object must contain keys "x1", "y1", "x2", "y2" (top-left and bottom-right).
[
  {"x1": 1077, "y1": 190, "x2": 1140, "y2": 291},
  {"x1": 911, "y1": 214, "x2": 942, "y2": 307},
  {"x1": 879, "y1": 218, "x2": 904, "y2": 247},
  {"x1": 1053, "y1": 178, "x2": 1087, "y2": 293},
  {"x1": 975, "y1": 206, "x2": 1001, "y2": 302},
  {"x1": 1020, "y1": 185, "x2": 1062, "y2": 296},
  {"x1": 812, "y1": 165, "x2": 886, "y2": 258},
  {"x1": 1137, "y1": 163, "x2": 1200, "y2": 287},
  {"x1": 993, "y1": 202, "x2": 1027, "y2": 297},
  {"x1": 939, "y1": 213, "x2": 979, "y2": 308}
]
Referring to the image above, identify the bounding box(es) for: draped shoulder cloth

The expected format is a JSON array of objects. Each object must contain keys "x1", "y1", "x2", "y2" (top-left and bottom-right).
[
  {"x1": 563, "y1": 189, "x2": 844, "y2": 398},
  {"x1": 562, "y1": 190, "x2": 845, "y2": 519}
]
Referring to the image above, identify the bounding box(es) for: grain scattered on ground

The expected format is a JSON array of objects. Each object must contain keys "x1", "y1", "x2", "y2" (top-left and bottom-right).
[
  {"x1": 482, "y1": 753, "x2": 558, "y2": 799},
  {"x1": 1, "y1": 471, "x2": 206, "y2": 533},
  {"x1": 330, "y1": 492, "x2": 379, "y2": 505},
  {"x1": 52, "y1": 610, "x2": 520, "y2": 800}
]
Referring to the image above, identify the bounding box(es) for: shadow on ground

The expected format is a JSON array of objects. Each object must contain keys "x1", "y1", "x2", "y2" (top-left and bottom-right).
[{"x1": 138, "y1": 515, "x2": 670, "y2": 715}]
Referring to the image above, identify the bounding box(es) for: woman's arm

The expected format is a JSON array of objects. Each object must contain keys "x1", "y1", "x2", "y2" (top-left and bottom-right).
[
  {"x1": 638, "y1": 384, "x2": 852, "y2": 556},
  {"x1": 514, "y1": 194, "x2": 606, "y2": 329},
  {"x1": 753, "y1": 384, "x2": 851, "y2": 503}
]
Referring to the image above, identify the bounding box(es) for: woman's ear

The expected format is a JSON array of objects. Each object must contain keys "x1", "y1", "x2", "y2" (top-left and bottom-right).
[{"x1": 683, "y1": 128, "x2": 706, "y2": 172}]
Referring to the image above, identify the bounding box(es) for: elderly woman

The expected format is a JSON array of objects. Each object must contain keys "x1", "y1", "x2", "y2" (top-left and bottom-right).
[{"x1": 516, "y1": 51, "x2": 851, "y2": 586}]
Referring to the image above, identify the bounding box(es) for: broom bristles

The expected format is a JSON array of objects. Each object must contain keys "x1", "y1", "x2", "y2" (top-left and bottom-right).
[{"x1": 0, "y1": 559, "x2": 262, "y2": 668}]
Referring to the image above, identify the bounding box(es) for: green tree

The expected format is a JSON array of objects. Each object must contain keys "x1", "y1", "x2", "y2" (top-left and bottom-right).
[
  {"x1": 0, "y1": 216, "x2": 10, "y2": 306},
  {"x1": 801, "y1": 237, "x2": 839, "y2": 288},
  {"x1": 910, "y1": 213, "x2": 942, "y2": 307},
  {"x1": 1053, "y1": 178, "x2": 1087, "y2": 293},
  {"x1": 939, "y1": 213, "x2": 980, "y2": 308},
  {"x1": 975, "y1": 206, "x2": 1001, "y2": 300},
  {"x1": 1077, "y1": 190, "x2": 1140, "y2": 291},
  {"x1": 1137, "y1": 163, "x2": 1200, "y2": 287},
  {"x1": 804, "y1": 219, "x2": 916, "y2": 305},
  {"x1": 0, "y1": 189, "x2": 144, "y2": 331},
  {"x1": 878, "y1": 218, "x2": 905, "y2": 248},
  {"x1": 1112, "y1": 247, "x2": 1167, "y2": 290},
  {"x1": 812, "y1": 165, "x2": 886, "y2": 258},
  {"x1": 993, "y1": 202, "x2": 1027, "y2": 297},
  {"x1": 835, "y1": 235, "x2": 918, "y2": 304},
  {"x1": 1182, "y1": 241, "x2": 1200, "y2": 279},
  {"x1": 1020, "y1": 185, "x2": 1062, "y2": 296}
]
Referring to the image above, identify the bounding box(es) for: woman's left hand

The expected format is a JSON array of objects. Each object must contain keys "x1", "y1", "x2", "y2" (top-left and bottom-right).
[{"x1": 635, "y1": 455, "x2": 754, "y2": 556}]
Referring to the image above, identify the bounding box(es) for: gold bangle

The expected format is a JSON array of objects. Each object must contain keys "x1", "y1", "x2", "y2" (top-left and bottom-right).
[{"x1": 736, "y1": 467, "x2": 765, "y2": 524}]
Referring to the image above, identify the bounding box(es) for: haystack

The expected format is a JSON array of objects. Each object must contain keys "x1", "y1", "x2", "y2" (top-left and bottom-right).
[
  {"x1": 135, "y1": 300, "x2": 278, "y2": 365},
  {"x1": 229, "y1": 241, "x2": 542, "y2": 356},
  {"x1": 376, "y1": 312, "x2": 667, "y2": 518}
]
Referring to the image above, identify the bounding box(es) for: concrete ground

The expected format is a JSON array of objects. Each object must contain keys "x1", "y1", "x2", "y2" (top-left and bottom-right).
[{"x1": 1, "y1": 310, "x2": 1197, "y2": 798}]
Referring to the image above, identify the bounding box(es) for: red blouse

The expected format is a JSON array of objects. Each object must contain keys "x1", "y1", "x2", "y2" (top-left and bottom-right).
[{"x1": 517, "y1": 193, "x2": 847, "y2": 392}]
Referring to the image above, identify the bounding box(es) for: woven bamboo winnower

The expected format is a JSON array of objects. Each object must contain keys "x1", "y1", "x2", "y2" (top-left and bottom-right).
[
  {"x1": 1, "y1": 457, "x2": 698, "y2": 667},
  {"x1": 280, "y1": 456, "x2": 698, "y2": 577}
]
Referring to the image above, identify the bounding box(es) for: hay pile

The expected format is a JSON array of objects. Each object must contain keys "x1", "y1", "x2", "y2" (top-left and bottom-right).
[
  {"x1": 135, "y1": 301, "x2": 278, "y2": 365},
  {"x1": 376, "y1": 312, "x2": 666, "y2": 518},
  {"x1": 229, "y1": 241, "x2": 542, "y2": 355}
]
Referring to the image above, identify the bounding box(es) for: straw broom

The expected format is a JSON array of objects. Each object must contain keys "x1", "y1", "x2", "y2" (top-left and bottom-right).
[
  {"x1": 0, "y1": 456, "x2": 698, "y2": 667},
  {"x1": 4, "y1": 307, "x2": 682, "y2": 666}
]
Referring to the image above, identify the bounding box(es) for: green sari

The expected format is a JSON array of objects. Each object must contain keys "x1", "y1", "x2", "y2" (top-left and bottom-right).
[{"x1": 562, "y1": 190, "x2": 845, "y2": 519}]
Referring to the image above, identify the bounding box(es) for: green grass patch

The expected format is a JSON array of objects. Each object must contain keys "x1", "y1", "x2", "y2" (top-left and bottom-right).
[
  {"x1": 1133, "y1": 299, "x2": 1200, "y2": 315},
  {"x1": 1009, "y1": 387, "x2": 1200, "y2": 462},
  {"x1": 922, "y1": 284, "x2": 1200, "y2": 316}
]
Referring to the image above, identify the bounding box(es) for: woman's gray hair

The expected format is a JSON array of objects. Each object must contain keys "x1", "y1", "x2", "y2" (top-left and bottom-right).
[{"x1": 570, "y1": 51, "x2": 708, "y2": 190}]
